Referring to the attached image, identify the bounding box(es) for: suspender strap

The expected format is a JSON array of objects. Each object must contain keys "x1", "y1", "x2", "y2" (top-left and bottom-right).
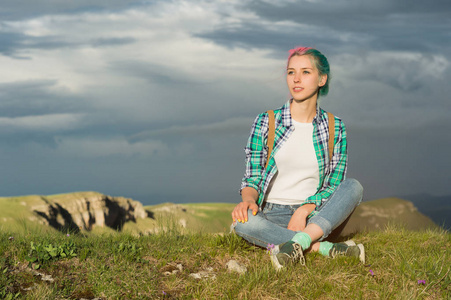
[
  {"x1": 265, "y1": 110, "x2": 275, "y2": 169},
  {"x1": 327, "y1": 112, "x2": 335, "y2": 161}
]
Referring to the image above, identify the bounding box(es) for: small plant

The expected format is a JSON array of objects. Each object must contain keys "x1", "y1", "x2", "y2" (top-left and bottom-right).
[
  {"x1": 114, "y1": 241, "x2": 143, "y2": 262},
  {"x1": 25, "y1": 240, "x2": 77, "y2": 269},
  {"x1": 1, "y1": 268, "x2": 21, "y2": 299},
  {"x1": 210, "y1": 233, "x2": 255, "y2": 254},
  {"x1": 0, "y1": 288, "x2": 20, "y2": 300}
]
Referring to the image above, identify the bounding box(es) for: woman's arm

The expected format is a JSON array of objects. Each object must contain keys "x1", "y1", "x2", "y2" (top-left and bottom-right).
[
  {"x1": 233, "y1": 113, "x2": 268, "y2": 222},
  {"x1": 287, "y1": 203, "x2": 316, "y2": 231},
  {"x1": 240, "y1": 113, "x2": 269, "y2": 201}
]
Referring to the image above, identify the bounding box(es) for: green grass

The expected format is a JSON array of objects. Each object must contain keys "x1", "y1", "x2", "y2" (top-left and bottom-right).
[
  {"x1": 0, "y1": 196, "x2": 42, "y2": 233},
  {"x1": 0, "y1": 195, "x2": 449, "y2": 298},
  {"x1": 1, "y1": 223, "x2": 449, "y2": 299}
]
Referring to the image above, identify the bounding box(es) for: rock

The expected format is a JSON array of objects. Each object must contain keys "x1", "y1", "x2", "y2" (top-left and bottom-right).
[
  {"x1": 161, "y1": 263, "x2": 184, "y2": 276},
  {"x1": 226, "y1": 260, "x2": 247, "y2": 274},
  {"x1": 189, "y1": 267, "x2": 216, "y2": 280},
  {"x1": 31, "y1": 192, "x2": 147, "y2": 232},
  {"x1": 33, "y1": 270, "x2": 54, "y2": 283},
  {"x1": 176, "y1": 264, "x2": 183, "y2": 272}
]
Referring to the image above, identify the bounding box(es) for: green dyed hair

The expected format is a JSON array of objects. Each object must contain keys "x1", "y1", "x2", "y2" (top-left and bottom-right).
[{"x1": 287, "y1": 47, "x2": 331, "y2": 97}]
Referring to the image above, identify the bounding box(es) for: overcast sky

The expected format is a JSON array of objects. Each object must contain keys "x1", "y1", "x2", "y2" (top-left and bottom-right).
[{"x1": 1, "y1": 0, "x2": 450, "y2": 205}]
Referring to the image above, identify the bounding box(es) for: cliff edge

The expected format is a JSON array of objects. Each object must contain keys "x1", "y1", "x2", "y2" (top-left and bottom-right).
[{"x1": 30, "y1": 191, "x2": 147, "y2": 232}]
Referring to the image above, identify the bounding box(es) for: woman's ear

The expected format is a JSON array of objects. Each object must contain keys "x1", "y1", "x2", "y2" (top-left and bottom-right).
[{"x1": 319, "y1": 74, "x2": 327, "y2": 87}]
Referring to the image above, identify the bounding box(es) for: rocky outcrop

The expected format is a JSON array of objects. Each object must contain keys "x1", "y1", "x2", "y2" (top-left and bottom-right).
[{"x1": 31, "y1": 192, "x2": 147, "y2": 232}]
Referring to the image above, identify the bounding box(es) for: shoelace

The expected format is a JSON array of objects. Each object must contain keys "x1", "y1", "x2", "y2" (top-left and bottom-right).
[
  {"x1": 330, "y1": 244, "x2": 348, "y2": 258},
  {"x1": 291, "y1": 243, "x2": 306, "y2": 266}
]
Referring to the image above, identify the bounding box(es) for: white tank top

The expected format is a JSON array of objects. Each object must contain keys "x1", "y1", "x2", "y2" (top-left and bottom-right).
[{"x1": 265, "y1": 120, "x2": 320, "y2": 205}]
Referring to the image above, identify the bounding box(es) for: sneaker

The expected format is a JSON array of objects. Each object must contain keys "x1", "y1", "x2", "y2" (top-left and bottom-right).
[
  {"x1": 270, "y1": 241, "x2": 305, "y2": 271},
  {"x1": 329, "y1": 241, "x2": 365, "y2": 264}
]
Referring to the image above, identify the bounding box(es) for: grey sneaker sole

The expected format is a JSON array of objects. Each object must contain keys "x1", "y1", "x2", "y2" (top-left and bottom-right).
[
  {"x1": 269, "y1": 245, "x2": 283, "y2": 271},
  {"x1": 357, "y1": 244, "x2": 365, "y2": 264}
]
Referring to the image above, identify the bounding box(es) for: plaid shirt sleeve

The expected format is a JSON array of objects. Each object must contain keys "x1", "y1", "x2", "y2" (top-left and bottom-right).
[
  {"x1": 305, "y1": 118, "x2": 348, "y2": 208},
  {"x1": 240, "y1": 113, "x2": 269, "y2": 195}
]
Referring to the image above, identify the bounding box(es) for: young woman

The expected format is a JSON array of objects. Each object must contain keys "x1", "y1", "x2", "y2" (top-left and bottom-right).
[{"x1": 231, "y1": 47, "x2": 364, "y2": 270}]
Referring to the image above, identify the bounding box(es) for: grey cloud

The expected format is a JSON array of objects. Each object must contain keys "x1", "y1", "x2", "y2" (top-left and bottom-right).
[
  {"x1": 336, "y1": 52, "x2": 450, "y2": 92},
  {"x1": 0, "y1": 31, "x2": 31, "y2": 58},
  {"x1": 196, "y1": 22, "x2": 341, "y2": 56},
  {"x1": 0, "y1": 30, "x2": 136, "y2": 57},
  {"x1": 109, "y1": 60, "x2": 213, "y2": 86},
  {"x1": 0, "y1": 131, "x2": 61, "y2": 148},
  {"x1": 244, "y1": 0, "x2": 451, "y2": 24},
  {"x1": 91, "y1": 37, "x2": 136, "y2": 47},
  {"x1": 0, "y1": 81, "x2": 94, "y2": 147},
  {"x1": 0, "y1": 80, "x2": 88, "y2": 118},
  {"x1": 0, "y1": 29, "x2": 80, "y2": 58},
  {"x1": 28, "y1": 37, "x2": 136, "y2": 51},
  {"x1": 128, "y1": 117, "x2": 252, "y2": 143},
  {"x1": 196, "y1": 0, "x2": 451, "y2": 56},
  {"x1": 0, "y1": 0, "x2": 153, "y2": 21},
  {"x1": 322, "y1": 55, "x2": 451, "y2": 132}
]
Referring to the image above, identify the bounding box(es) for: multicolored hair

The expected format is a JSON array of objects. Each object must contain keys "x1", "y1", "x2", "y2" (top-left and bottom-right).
[{"x1": 287, "y1": 47, "x2": 330, "y2": 97}]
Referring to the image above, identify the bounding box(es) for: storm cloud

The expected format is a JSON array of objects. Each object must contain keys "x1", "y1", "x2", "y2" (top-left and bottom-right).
[{"x1": 0, "y1": 0, "x2": 450, "y2": 204}]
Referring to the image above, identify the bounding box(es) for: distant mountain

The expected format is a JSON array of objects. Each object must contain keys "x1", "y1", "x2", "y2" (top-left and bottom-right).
[
  {"x1": 397, "y1": 194, "x2": 450, "y2": 231},
  {"x1": 331, "y1": 197, "x2": 439, "y2": 240}
]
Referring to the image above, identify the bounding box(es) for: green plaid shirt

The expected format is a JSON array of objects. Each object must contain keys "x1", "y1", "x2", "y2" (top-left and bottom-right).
[{"x1": 240, "y1": 101, "x2": 347, "y2": 215}]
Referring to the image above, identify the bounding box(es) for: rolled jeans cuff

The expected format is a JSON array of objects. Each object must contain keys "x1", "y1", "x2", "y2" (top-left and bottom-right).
[
  {"x1": 306, "y1": 178, "x2": 363, "y2": 241},
  {"x1": 308, "y1": 215, "x2": 333, "y2": 239}
]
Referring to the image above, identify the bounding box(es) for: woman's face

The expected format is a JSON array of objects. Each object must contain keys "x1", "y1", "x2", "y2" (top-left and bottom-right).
[{"x1": 286, "y1": 55, "x2": 327, "y2": 103}]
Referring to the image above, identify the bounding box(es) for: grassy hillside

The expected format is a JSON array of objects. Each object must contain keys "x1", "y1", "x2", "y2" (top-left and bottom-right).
[
  {"x1": 1, "y1": 194, "x2": 449, "y2": 299},
  {"x1": 0, "y1": 194, "x2": 237, "y2": 235},
  {"x1": 1, "y1": 223, "x2": 449, "y2": 299},
  {"x1": 0, "y1": 195, "x2": 54, "y2": 234},
  {"x1": 140, "y1": 202, "x2": 236, "y2": 234},
  {"x1": 338, "y1": 197, "x2": 439, "y2": 237},
  {"x1": 0, "y1": 194, "x2": 443, "y2": 238}
]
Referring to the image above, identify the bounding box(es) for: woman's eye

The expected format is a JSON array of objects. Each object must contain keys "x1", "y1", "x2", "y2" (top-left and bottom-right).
[
  {"x1": 303, "y1": 71, "x2": 310, "y2": 74},
  {"x1": 287, "y1": 71, "x2": 294, "y2": 75}
]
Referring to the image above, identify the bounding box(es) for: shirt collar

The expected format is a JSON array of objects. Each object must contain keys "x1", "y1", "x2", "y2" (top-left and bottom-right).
[
  {"x1": 280, "y1": 101, "x2": 292, "y2": 128},
  {"x1": 281, "y1": 99, "x2": 325, "y2": 127},
  {"x1": 312, "y1": 105, "x2": 325, "y2": 125}
]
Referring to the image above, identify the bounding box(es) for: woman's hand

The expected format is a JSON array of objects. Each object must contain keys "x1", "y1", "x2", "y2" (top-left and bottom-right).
[
  {"x1": 232, "y1": 200, "x2": 258, "y2": 223},
  {"x1": 232, "y1": 187, "x2": 259, "y2": 223},
  {"x1": 287, "y1": 204, "x2": 316, "y2": 231}
]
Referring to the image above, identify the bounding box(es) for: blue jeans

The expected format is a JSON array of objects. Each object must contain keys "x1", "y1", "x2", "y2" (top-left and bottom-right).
[{"x1": 232, "y1": 178, "x2": 363, "y2": 248}]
